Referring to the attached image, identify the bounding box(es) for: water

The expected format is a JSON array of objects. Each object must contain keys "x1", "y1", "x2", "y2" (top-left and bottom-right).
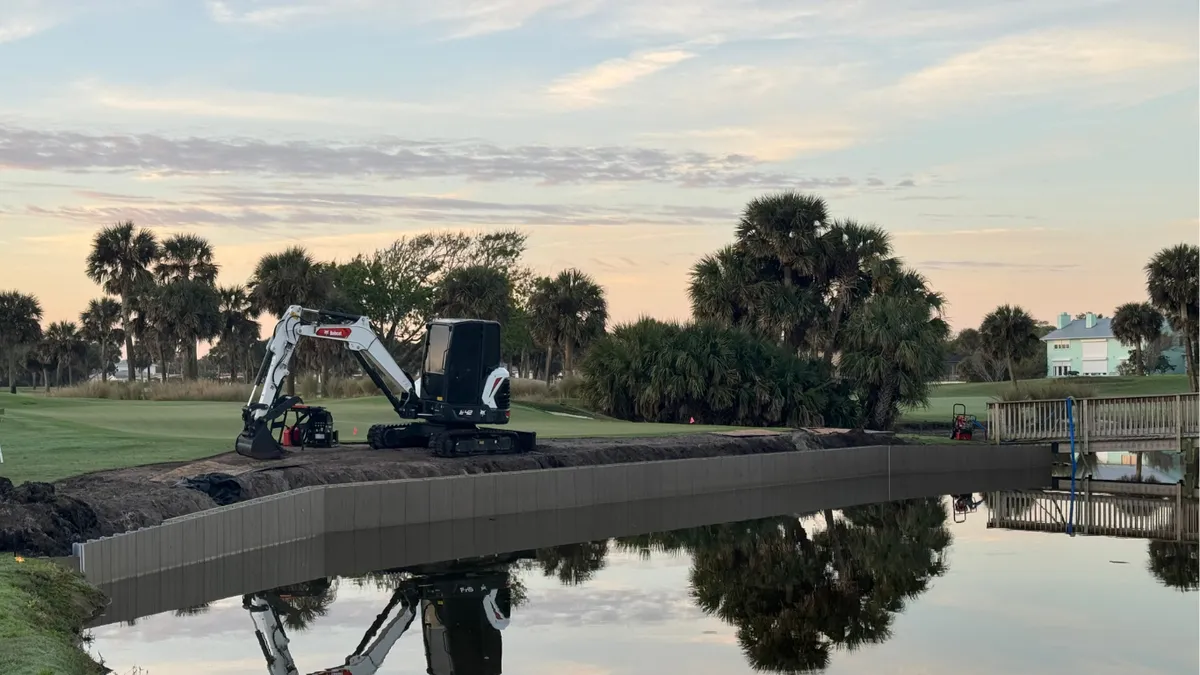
[{"x1": 85, "y1": 492, "x2": 1199, "y2": 675}]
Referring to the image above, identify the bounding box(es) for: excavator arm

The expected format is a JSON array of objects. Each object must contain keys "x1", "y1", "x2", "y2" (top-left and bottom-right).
[
  {"x1": 244, "y1": 586, "x2": 419, "y2": 675},
  {"x1": 245, "y1": 582, "x2": 511, "y2": 675},
  {"x1": 236, "y1": 305, "x2": 420, "y2": 459}
]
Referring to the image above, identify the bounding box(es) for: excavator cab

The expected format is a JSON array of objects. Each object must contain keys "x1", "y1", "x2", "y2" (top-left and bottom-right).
[{"x1": 419, "y1": 319, "x2": 510, "y2": 414}]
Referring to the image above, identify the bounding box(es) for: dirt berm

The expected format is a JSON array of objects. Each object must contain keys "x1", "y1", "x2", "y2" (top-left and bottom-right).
[{"x1": 0, "y1": 428, "x2": 894, "y2": 558}]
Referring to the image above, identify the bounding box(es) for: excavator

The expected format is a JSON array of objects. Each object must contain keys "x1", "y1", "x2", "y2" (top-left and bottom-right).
[
  {"x1": 235, "y1": 305, "x2": 536, "y2": 460},
  {"x1": 244, "y1": 554, "x2": 527, "y2": 674}
]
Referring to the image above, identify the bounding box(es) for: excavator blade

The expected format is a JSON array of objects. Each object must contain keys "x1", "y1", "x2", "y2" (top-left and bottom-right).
[{"x1": 235, "y1": 420, "x2": 285, "y2": 460}]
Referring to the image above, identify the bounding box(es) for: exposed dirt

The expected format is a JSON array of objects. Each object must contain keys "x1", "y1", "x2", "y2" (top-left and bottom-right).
[{"x1": 0, "y1": 428, "x2": 898, "y2": 558}]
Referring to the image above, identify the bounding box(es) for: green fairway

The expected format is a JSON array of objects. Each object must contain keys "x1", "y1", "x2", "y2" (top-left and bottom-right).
[
  {"x1": 0, "y1": 392, "x2": 747, "y2": 485},
  {"x1": 900, "y1": 375, "x2": 1192, "y2": 423}
]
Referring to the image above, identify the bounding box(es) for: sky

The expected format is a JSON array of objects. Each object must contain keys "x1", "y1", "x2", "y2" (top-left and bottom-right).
[{"x1": 0, "y1": 0, "x2": 1197, "y2": 332}]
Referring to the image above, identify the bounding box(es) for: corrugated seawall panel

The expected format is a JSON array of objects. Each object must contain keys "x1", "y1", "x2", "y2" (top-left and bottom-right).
[{"x1": 74, "y1": 443, "x2": 1054, "y2": 584}]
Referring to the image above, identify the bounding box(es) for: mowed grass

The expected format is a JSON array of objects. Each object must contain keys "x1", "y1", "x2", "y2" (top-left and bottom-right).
[
  {"x1": 900, "y1": 375, "x2": 1192, "y2": 423},
  {"x1": 0, "y1": 392, "x2": 752, "y2": 485}
]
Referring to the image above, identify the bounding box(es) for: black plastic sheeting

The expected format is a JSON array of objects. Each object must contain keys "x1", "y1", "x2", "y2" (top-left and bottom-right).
[{"x1": 174, "y1": 473, "x2": 246, "y2": 506}]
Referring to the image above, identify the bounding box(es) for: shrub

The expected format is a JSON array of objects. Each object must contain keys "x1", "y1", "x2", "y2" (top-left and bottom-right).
[
  {"x1": 508, "y1": 377, "x2": 549, "y2": 399},
  {"x1": 996, "y1": 379, "x2": 1098, "y2": 402},
  {"x1": 579, "y1": 317, "x2": 857, "y2": 428},
  {"x1": 294, "y1": 375, "x2": 380, "y2": 399}
]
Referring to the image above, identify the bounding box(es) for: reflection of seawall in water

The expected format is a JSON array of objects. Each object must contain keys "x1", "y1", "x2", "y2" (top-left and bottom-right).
[{"x1": 986, "y1": 481, "x2": 1198, "y2": 542}]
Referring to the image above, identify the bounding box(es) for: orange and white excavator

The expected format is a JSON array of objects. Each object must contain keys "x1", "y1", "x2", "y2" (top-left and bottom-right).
[{"x1": 244, "y1": 564, "x2": 518, "y2": 675}]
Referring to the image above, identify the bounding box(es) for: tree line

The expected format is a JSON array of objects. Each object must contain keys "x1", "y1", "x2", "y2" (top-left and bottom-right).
[
  {"x1": 0, "y1": 223, "x2": 608, "y2": 394},
  {"x1": 581, "y1": 191, "x2": 949, "y2": 429},
  {"x1": 947, "y1": 243, "x2": 1199, "y2": 391}
]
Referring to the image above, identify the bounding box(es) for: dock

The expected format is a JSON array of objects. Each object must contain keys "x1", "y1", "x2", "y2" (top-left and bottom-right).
[
  {"x1": 987, "y1": 479, "x2": 1198, "y2": 542},
  {"x1": 987, "y1": 392, "x2": 1199, "y2": 452}
]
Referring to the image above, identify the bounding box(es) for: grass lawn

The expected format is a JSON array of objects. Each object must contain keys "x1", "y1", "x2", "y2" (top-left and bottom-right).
[
  {"x1": 900, "y1": 375, "x2": 1193, "y2": 423},
  {"x1": 0, "y1": 392, "x2": 754, "y2": 485},
  {"x1": 0, "y1": 555, "x2": 106, "y2": 675}
]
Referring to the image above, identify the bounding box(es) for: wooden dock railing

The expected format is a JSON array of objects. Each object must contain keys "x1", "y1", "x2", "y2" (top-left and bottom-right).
[
  {"x1": 986, "y1": 392, "x2": 1200, "y2": 451},
  {"x1": 987, "y1": 483, "x2": 1198, "y2": 542}
]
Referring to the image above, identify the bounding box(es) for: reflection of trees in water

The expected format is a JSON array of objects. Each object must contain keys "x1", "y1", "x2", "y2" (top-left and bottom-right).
[
  {"x1": 535, "y1": 541, "x2": 610, "y2": 586},
  {"x1": 257, "y1": 578, "x2": 338, "y2": 632},
  {"x1": 610, "y1": 498, "x2": 952, "y2": 673},
  {"x1": 1147, "y1": 542, "x2": 1199, "y2": 592}
]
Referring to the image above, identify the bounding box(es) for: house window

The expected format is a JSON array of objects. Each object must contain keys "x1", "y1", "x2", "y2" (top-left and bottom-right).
[{"x1": 1053, "y1": 364, "x2": 1071, "y2": 376}]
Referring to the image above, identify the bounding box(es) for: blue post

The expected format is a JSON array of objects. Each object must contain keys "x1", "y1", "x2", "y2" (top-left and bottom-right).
[{"x1": 1066, "y1": 396, "x2": 1077, "y2": 535}]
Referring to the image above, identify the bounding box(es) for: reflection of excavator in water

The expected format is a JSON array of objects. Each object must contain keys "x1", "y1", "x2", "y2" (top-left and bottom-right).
[
  {"x1": 243, "y1": 554, "x2": 530, "y2": 674},
  {"x1": 235, "y1": 305, "x2": 536, "y2": 460}
]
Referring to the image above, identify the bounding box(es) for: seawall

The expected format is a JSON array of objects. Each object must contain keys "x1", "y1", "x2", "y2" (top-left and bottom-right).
[
  {"x1": 73, "y1": 442, "x2": 1052, "y2": 588},
  {"x1": 87, "y1": 464, "x2": 1049, "y2": 627}
]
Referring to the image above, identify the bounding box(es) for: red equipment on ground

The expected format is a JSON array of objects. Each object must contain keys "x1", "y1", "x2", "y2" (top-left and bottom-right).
[{"x1": 950, "y1": 403, "x2": 977, "y2": 441}]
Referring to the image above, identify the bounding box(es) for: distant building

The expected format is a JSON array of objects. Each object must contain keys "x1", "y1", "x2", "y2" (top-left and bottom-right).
[
  {"x1": 1041, "y1": 311, "x2": 1187, "y2": 377},
  {"x1": 99, "y1": 360, "x2": 162, "y2": 381}
]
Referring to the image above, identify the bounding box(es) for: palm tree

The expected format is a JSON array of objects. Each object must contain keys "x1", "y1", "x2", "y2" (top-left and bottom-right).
[
  {"x1": 85, "y1": 222, "x2": 160, "y2": 382},
  {"x1": 526, "y1": 275, "x2": 560, "y2": 383},
  {"x1": 156, "y1": 234, "x2": 220, "y2": 378},
  {"x1": 44, "y1": 321, "x2": 85, "y2": 386},
  {"x1": 1110, "y1": 302, "x2": 1164, "y2": 376},
  {"x1": 688, "y1": 244, "x2": 764, "y2": 330},
  {"x1": 248, "y1": 246, "x2": 334, "y2": 317},
  {"x1": 217, "y1": 285, "x2": 258, "y2": 381},
  {"x1": 736, "y1": 191, "x2": 829, "y2": 283},
  {"x1": 979, "y1": 304, "x2": 1040, "y2": 387},
  {"x1": 155, "y1": 234, "x2": 219, "y2": 285},
  {"x1": 79, "y1": 297, "x2": 123, "y2": 381},
  {"x1": 248, "y1": 247, "x2": 334, "y2": 394},
  {"x1": 1145, "y1": 244, "x2": 1199, "y2": 392},
  {"x1": 548, "y1": 269, "x2": 608, "y2": 375},
  {"x1": 733, "y1": 191, "x2": 832, "y2": 352},
  {"x1": 839, "y1": 291, "x2": 950, "y2": 429},
  {"x1": 819, "y1": 220, "x2": 893, "y2": 365},
  {"x1": 433, "y1": 265, "x2": 512, "y2": 323},
  {"x1": 0, "y1": 291, "x2": 44, "y2": 393},
  {"x1": 157, "y1": 279, "x2": 222, "y2": 380}
]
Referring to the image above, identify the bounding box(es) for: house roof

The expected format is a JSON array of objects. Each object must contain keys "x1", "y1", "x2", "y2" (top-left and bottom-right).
[{"x1": 1041, "y1": 317, "x2": 1115, "y2": 341}]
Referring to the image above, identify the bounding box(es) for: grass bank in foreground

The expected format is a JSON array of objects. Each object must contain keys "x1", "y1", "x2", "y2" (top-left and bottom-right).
[
  {"x1": 902, "y1": 375, "x2": 1192, "y2": 423},
  {"x1": 0, "y1": 392, "x2": 756, "y2": 485},
  {"x1": 0, "y1": 555, "x2": 106, "y2": 675}
]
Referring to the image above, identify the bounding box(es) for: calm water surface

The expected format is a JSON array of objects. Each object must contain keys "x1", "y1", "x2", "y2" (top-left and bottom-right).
[{"x1": 86, "y1": 492, "x2": 1198, "y2": 675}]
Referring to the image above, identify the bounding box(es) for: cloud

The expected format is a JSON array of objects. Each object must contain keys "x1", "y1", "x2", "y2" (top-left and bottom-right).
[
  {"x1": 31, "y1": 187, "x2": 741, "y2": 231},
  {"x1": 547, "y1": 49, "x2": 698, "y2": 109},
  {"x1": 915, "y1": 213, "x2": 1040, "y2": 221},
  {"x1": 918, "y1": 259, "x2": 1080, "y2": 272},
  {"x1": 892, "y1": 227, "x2": 1050, "y2": 237},
  {"x1": 637, "y1": 125, "x2": 859, "y2": 161},
  {"x1": 877, "y1": 27, "x2": 1196, "y2": 113},
  {"x1": 0, "y1": 123, "x2": 898, "y2": 189},
  {"x1": 69, "y1": 79, "x2": 444, "y2": 124},
  {"x1": 205, "y1": 0, "x2": 579, "y2": 39},
  {"x1": 0, "y1": 0, "x2": 77, "y2": 44}
]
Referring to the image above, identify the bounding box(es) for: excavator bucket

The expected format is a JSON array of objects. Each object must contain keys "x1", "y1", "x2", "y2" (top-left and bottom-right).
[{"x1": 235, "y1": 420, "x2": 285, "y2": 460}]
